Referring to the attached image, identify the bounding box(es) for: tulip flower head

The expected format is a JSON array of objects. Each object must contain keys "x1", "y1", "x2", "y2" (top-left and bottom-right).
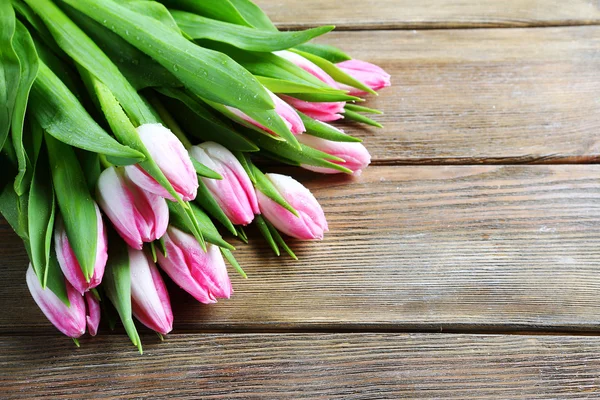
[
  {"x1": 257, "y1": 174, "x2": 328, "y2": 240},
  {"x1": 274, "y1": 50, "x2": 339, "y2": 88},
  {"x1": 85, "y1": 292, "x2": 101, "y2": 337},
  {"x1": 26, "y1": 265, "x2": 87, "y2": 338},
  {"x1": 128, "y1": 248, "x2": 173, "y2": 335},
  {"x1": 297, "y1": 125, "x2": 371, "y2": 175},
  {"x1": 54, "y1": 204, "x2": 108, "y2": 295},
  {"x1": 125, "y1": 123, "x2": 198, "y2": 202},
  {"x1": 157, "y1": 227, "x2": 232, "y2": 304},
  {"x1": 97, "y1": 166, "x2": 169, "y2": 250},
  {"x1": 336, "y1": 59, "x2": 391, "y2": 96},
  {"x1": 189, "y1": 142, "x2": 258, "y2": 226}
]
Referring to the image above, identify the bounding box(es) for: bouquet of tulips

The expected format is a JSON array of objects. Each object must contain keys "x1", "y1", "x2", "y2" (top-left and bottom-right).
[{"x1": 0, "y1": 0, "x2": 390, "y2": 351}]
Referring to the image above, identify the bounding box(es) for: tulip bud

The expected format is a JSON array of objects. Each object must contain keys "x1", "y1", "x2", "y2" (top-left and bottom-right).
[
  {"x1": 125, "y1": 123, "x2": 198, "y2": 202},
  {"x1": 280, "y1": 96, "x2": 345, "y2": 122},
  {"x1": 97, "y1": 166, "x2": 169, "y2": 250},
  {"x1": 297, "y1": 125, "x2": 371, "y2": 175},
  {"x1": 274, "y1": 50, "x2": 339, "y2": 88},
  {"x1": 129, "y1": 248, "x2": 173, "y2": 335},
  {"x1": 257, "y1": 174, "x2": 328, "y2": 240},
  {"x1": 26, "y1": 265, "x2": 86, "y2": 338},
  {"x1": 84, "y1": 292, "x2": 101, "y2": 337},
  {"x1": 157, "y1": 227, "x2": 232, "y2": 304},
  {"x1": 226, "y1": 89, "x2": 305, "y2": 135},
  {"x1": 189, "y1": 142, "x2": 258, "y2": 226},
  {"x1": 54, "y1": 204, "x2": 108, "y2": 295},
  {"x1": 336, "y1": 59, "x2": 391, "y2": 95}
]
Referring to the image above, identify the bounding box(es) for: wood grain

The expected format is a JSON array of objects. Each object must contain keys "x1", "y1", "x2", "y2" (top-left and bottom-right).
[
  {"x1": 311, "y1": 27, "x2": 600, "y2": 164},
  {"x1": 257, "y1": 0, "x2": 600, "y2": 30},
  {"x1": 1, "y1": 165, "x2": 599, "y2": 334},
  {"x1": 2, "y1": 333, "x2": 600, "y2": 399}
]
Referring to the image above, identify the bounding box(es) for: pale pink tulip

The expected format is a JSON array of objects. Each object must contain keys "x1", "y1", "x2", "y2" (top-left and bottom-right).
[
  {"x1": 97, "y1": 166, "x2": 169, "y2": 250},
  {"x1": 157, "y1": 227, "x2": 232, "y2": 304},
  {"x1": 84, "y1": 292, "x2": 101, "y2": 337},
  {"x1": 54, "y1": 204, "x2": 108, "y2": 295},
  {"x1": 280, "y1": 96, "x2": 345, "y2": 122},
  {"x1": 336, "y1": 59, "x2": 391, "y2": 96},
  {"x1": 226, "y1": 90, "x2": 305, "y2": 135},
  {"x1": 274, "y1": 50, "x2": 339, "y2": 88},
  {"x1": 125, "y1": 123, "x2": 198, "y2": 202},
  {"x1": 26, "y1": 265, "x2": 86, "y2": 338},
  {"x1": 257, "y1": 174, "x2": 328, "y2": 240},
  {"x1": 128, "y1": 248, "x2": 173, "y2": 335},
  {"x1": 297, "y1": 125, "x2": 371, "y2": 175},
  {"x1": 189, "y1": 142, "x2": 258, "y2": 226}
]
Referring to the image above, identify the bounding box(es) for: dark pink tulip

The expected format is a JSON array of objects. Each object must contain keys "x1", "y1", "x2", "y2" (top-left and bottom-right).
[
  {"x1": 26, "y1": 265, "x2": 86, "y2": 338},
  {"x1": 257, "y1": 174, "x2": 328, "y2": 240},
  {"x1": 125, "y1": 123, "x2": 198, "y2": 202},
  {"x1": 97, "y1": 166, "x2": 169, "y2": 250},
  {"x1": 280, "y1": 96, "x2": 345, "y2": 122},
  {"x1": 157, "y1": 227, "x2": 232, "y2": 304},
  {"x1": 227, "y1": 90, "x2": 305, "y2": 135},
  {"x1": 336, "y1": 59, "x2": 391, "y2": 95},
  {"x1": 84, "y1": 292, "x2": 101, "y2": 337},
  {"x1": 297, "y1": 126, "x2": 371, "y2": 175},
  {"x1": 54, "y1": 204, "x2": 108, "y2": 295},
  {"x1": 189, "y1": 142, "x2": 258, "y2": 226},
  {"x1": 128, "y1": 248, "x2": 173, "y2": 335}
]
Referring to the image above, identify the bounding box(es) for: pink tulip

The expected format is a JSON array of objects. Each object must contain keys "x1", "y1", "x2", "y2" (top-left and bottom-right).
[
  {"x1": 125, "y1": 123, "x2": 198, "y2": 202},
  {"x1": 157, "y1": 227, "x2": 232, "y2": 304},
  {"x1": 226, "y1": 90, "x2": 305, "y2": 135},
  {"x1": 84, "y1": 292, "x2": 101, "y2": 337},
  {"x1": 297, "y1": 125, "x2": 371, "y2": 175},
  {"x1": 26, "y1": 265, "x2": 86, "y2": 338},
  {"x1": 97, "y1": 166, "x2": 169, "y2": 250},
  {"x1": 54, "y1": 204, "x2": 108, "y2": 295},
  {"x1": 280, "y1": 96, "x2": 345, "y2": 122},
  {"x1": 336, "y1": 59, "x2": 391, "y2": 96},
  {"x1": 274, "y1": 50, "x2": 339, "y2": 88},
  {"x1": 189, "y1": 142, "x2": 258, "y2": 226},
  {"x1": 257, "y1": 174, "x2": 328, "y2": 240},
  {"x1": 128, "y1": 248, "x2": 173, "y2": 335}
]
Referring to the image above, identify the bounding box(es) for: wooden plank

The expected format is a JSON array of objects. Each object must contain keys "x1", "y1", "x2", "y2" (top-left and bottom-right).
[
  {"x1": 296, "y1": 27, "x2": 600, "y2": 164},
  {"x1": 1, "y1": 165, "x2": 599, "y2": 334},
  {"x1": 2, "y1": 333, "x2": 600, "y2": 398},
  {"x1": 257, "y1": 0, "x2": 600, "y2": 30}
]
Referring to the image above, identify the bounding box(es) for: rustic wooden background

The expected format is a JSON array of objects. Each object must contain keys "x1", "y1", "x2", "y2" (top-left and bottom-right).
[{"x1": 2, "y1": 1, "x2": 600, "y2": 398}]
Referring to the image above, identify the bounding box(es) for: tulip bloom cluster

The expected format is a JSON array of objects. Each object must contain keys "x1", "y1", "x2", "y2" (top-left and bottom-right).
[{"x1": 3, "y1": 0, "x2": 390, "y2": 349}]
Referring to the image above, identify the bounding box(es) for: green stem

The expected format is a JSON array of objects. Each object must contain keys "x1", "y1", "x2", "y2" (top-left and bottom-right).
[
  {"x1": 99, "y1": 154, "x2": 113, "y2": 169},
  {"x1": 146, "y1": 92, "x2": 194, "y2": 149}
]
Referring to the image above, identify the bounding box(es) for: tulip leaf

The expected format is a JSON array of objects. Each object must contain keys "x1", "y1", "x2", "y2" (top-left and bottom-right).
[
  {"x1": 299, "y1": 113, "x2": 362, "y2": 143},
  {"x1": 265, "y1": 216, "x2": 297, "y2": 260},
  {"x1": 194, "y1": 180, "x2": 237, "y2": 237},
  {"x1": 256, "y1": 76, "x2": 355, "y2": 102},
  {"x1": 191, "y1": 159, "x2": 222, "y2": 180},
  {"x1": 294, "y1": 43, "x2": 351, "y2": 64},
  {"x1": 11, "y1": 0, "x2": 66, "y2": 59},
  {"x1": 291, "y1": 49, "x2": 377, "y2": 95},
  {"x1": 221, "y1": 248, "x2": 246, "y2": 279},
  {"x1": 255, "y1": 214, "x2": 280, "y2": 256},
  {"x1": 28, "y1": 146, "x2": 55, "y2": 288},
  {"x1": 288, "y1": 92, "x2": 361, "y2": 103},
  {"x1": 189, "y1": 203, "x2": 235, "y2": 251},
  {"x1": 46, "y1": 251, "x2": 70, "y2": 307},
  {"x1": 0, "y1": 176, "x2": 28, "y2": 242},
  {"x1": 236, "y1": 226, "x2": 248, "y2": 243},
  {"x1": 157, "y1": 87, "x2": 259, "y2": 153},
  {"x1": 166, "y1": 201, "x2": 206, "y2": 251},
  {"x1": 158, "y1": 0, "x2": 261, "y2": 29},
  {"x1": 248, "y1": 161, "x2": 299, "y2": 217},
  {"x1": 0, "y1": 2, "x2": 20, "y2": 152},
  {"x1": 103, "y1": 233, "x2": 143, "y2": 354},
  {"x1": 11, "y1": 21, "x2": 38, "y2": 196},
  {"x1": 45, "y1": 133, "x2": 98, "y2": 281},
  {"x1": 345, "y1": 103, "x2": 383, "y2": 115},
  {"x1": 228, "y1": 0, "x2": 278, "y2": 31},
  {"x1": 233, "y1": 151, "x2": 256, "y2": 184},
  {"x1": 122, "y1": 0, "x2": 181, "y2": 34},
  {"x1": 343, "y1": 109, "x2": 384, "y2": 128},
  {"x1": 173, "y1": 11, "x2": 333, "y2": 52}
]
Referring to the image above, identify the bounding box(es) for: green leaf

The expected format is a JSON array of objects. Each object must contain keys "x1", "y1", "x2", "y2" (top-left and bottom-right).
[
  {"x1": 265, "y1": 217, "x2": 297, "y2": 260},
  {"x1": 159, "y1": 0, "x2": 252, "y2": 27},
  {"x1": 344, "y1": 103, "x2": 383, "y2": 115},
  {"x1": 0, "y1": 2, "x2": 20, "y2": 152},
  {"x1": 194, "y1": 179, "x2": 237, "y2": 236},
  {"x1": 28, "y1": 146, "x2": 55, "y2": 288},
  {"x1": 221, "y1": 248, "x2": 246, "y2": 278},
  {"x1": 191, "y1": 158, "x2": 222, "y2": 180},
  {"x1": 236, "y1": 226, "x2": 248, "y2": 243},
  {"x1": 233, "y1": 151, "x2": 255, "y2": 184},
  {"x1": 291, "y1": 49, "x2": 376, "y2": 95},
  {"x1": 103, "y1": 232, "x2": 143, "y2": 353},
  {"x1": 173, "y1": 11, "x2": 332, "y2": 52},
  {"x1": 299, "y1": 112, "x2": 362, "y2": 143},
  {"x1": 188, "y1": 203, "x2": 235, "y2": 250},
  {"x1": 166, "y1": 201, "x2": 206, "y2": 250},
  {"x1": 343, "y1": 109, "x2": 383, "y2": 128},
  {"x1": 254, "y1": 214, "x2": 279, "y2": 256},
  {"x1": 294, "y1": 42, "x2": 351, "y2": 64},
  {"x1": 228, "y1": 0, "x2": 278, "y2": 31},
  {"x1": 157, "y1": 87, "x2": 259, "y2": 152},
  {"x1": 249, "y1": 161, "x2": 299, "y2": 217},
  {"x1": 11, "y1": 21, "x2": 38, "y2": 196},
  {"x1": 122, "y1": 0, "x2": 181, "y2": 34},
  {"x1": 11, "y1": 0, "x2": 66, "y2": 58},
  {"x1": 256, "y1": 76, "x2": 351, "y2": 98},
  {"x1": 0, "y1": 177, "x2": 28, "y2": 241},
  {"x1": 45, "y1": 133, "x2": 98, "y2": 281},
  {"x1": 288, "y1": 91, "x2": 361, "y2": 103},
  {"x1": 28, "y1": 62, "x2": 144, "y2": 161},
  {"x1": 46, "y1": 251, "x2": 70, "y2": 306}
]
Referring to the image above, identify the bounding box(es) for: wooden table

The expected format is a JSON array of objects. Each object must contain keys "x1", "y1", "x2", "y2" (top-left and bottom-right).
[{"x1": 2, "y1": 1, "x2": 600, "y2": 398}]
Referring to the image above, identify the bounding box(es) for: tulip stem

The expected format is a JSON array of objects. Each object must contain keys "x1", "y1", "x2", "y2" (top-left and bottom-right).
[
  {"x1": 99, "y1": 154, "x2": 113, "y2": 169},
  {"x1": 146, "y1": 92, "x2": 194, "y2": 149}
]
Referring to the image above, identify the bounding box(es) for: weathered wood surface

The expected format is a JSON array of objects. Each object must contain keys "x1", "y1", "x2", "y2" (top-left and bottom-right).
[
  {"x1": 314, "y1": 27, "x2": 600, "y2": 164},
  {"x1": 2, "y1": 333, "x2": 600, "y2": 399},
  {"x1": 2, "y1": 165, "x2": 598, "y2": 334},
  {"x1": 258, "y1": 0, "x2": 600, "y2": 30}
]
